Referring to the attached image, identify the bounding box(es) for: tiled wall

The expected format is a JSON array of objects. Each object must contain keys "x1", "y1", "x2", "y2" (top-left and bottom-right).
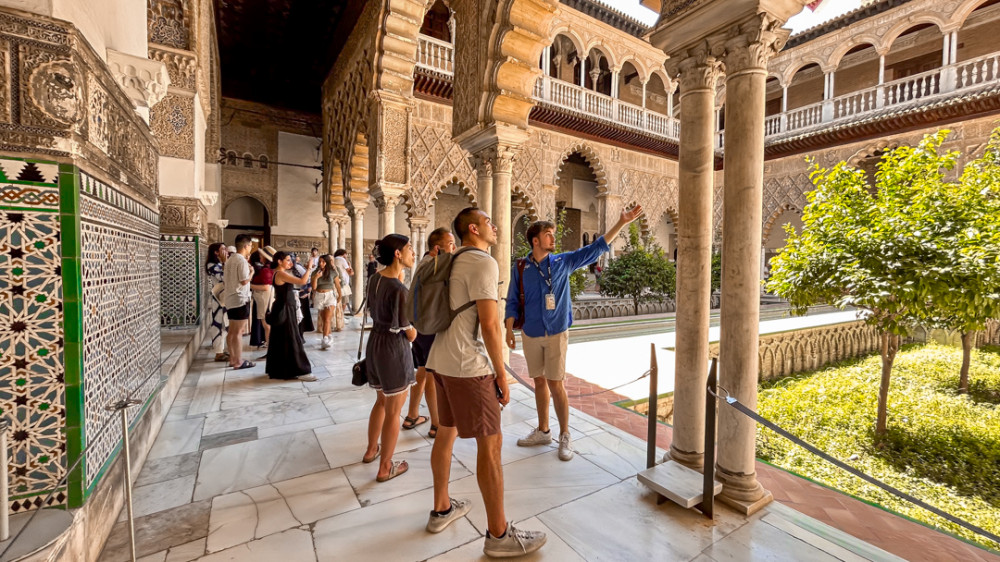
[
  {"x1": 159, "y1": 235, "x2": 201, "y2": 327},
  {"x1": 1, "y1": 156, "x2": 162, "y2": 511}
]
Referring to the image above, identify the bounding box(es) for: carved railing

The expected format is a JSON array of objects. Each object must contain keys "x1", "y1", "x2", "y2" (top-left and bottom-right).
[
  {"x1": 572, "y1": 297, "x2": 676, "y2": 321},
  {"x1": 415, "y1": 34, "x2": 454, "y2": 75},
  {"x1": 708, "y1": 320, "x2": 882, "y2": 382},
  {"x1": 413, "y1": 34, "x2": 1000, "y2": 147}
]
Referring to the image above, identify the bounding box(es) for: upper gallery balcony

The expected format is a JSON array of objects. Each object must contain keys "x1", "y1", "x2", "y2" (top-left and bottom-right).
[{"x1": 413, "y1": 0, "x2": 1000, "y2": 157}]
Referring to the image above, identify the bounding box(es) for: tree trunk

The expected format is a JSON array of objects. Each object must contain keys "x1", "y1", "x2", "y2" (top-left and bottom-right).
[
  {"x1": 633, "y1": 297, "x2": 640, "y2": 316},
  {"x1": 959, "y1": 331, "x2": 974, "y2": 394},
  {"x1": 875, "y1": 331, "x2": 899, "y2": 441}
]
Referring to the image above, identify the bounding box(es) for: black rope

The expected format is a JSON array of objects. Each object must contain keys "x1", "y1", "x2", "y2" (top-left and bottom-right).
[
  {"x1": 503, "y1": 363, "x2": 651, "y2": 399},
  {"x1": 715, "y1": 392, "x2": 1000, "y2": 547}
]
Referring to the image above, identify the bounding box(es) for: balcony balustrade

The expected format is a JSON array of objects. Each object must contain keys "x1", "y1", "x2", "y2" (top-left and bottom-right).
[{"x1": 415, "y1": 35, "x2": 1000, "y2": 148}]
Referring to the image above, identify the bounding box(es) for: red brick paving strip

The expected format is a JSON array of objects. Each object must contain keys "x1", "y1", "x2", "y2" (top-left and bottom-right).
[{"x1": 508, "y1": 354, "x2": 1000, "y2": 562}]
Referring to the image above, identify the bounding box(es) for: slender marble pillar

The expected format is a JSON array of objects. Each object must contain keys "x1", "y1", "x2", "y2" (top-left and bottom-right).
[
  {"x1": 490, "y1": 146, "x2": 517, "y2": 296},
  {"x1": 716, "y1": 15, "x2": 782, "y2": 515},
  {"x1": 377, "y1": 196, "x2": 396, "y2": 238},
  {"x1": 667, "y1": 51, "x2": 720, "y2": 470},
  {"x1": 472, "y1": 153, "x2": 493, "y2": 218},
  {"x1": 350, "y1": 208, "x2": 366, "y2": 310}
]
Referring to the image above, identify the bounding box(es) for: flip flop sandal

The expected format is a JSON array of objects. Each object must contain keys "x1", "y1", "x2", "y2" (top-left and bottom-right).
[
  {"x1": 233, "y1": 360, "x2": 256, "y2": 370},
  {"x1": 428, "y1": 425, "x2": 438, "y2": 439},
  {"x1": 402, "y1": 415, "x2": 429, "y2": 430},
  {"x1": 376, "y1": 460, "x2": 409, "y2": 483},
  {"x1": 362, "y1": 445, "x2": 380, "y2": 464}
]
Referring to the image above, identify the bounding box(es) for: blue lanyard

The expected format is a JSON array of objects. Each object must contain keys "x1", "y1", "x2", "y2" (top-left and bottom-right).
[{"x1": 531, "y1": 255, "x2": 553, "y2": 292}]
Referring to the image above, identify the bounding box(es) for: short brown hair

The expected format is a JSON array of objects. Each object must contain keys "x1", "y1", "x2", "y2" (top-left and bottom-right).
[
  {"x1": 526, "y1": 220, "x2": 555, "y2": 249},
  {"x1": 453, "y1": 207, "x2": 481, "y2": 243},
  {"x1": 427, "y1": 227, "x2": 452, "y2": 250}
]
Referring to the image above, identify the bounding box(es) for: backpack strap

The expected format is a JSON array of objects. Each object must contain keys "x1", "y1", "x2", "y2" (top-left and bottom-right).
[
  {"x1": 450, "y1": 246, "x2": 488, "y2": 340},
  {"x1": 516, "y1": 258, "x2": 527, "y2": 323}
]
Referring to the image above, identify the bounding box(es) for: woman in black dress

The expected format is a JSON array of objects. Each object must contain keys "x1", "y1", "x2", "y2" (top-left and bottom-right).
[
  {"x1": 265, "y1": 252, "x2": 317, "y2": 382},
  {"x1": 361, "y1": 234, "x2": 417, "y2": 482}
]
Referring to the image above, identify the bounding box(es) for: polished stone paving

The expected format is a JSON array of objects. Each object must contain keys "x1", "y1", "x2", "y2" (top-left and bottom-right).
[{"x1": 99, "y1": 316, "x2": 907, "y2": 562}]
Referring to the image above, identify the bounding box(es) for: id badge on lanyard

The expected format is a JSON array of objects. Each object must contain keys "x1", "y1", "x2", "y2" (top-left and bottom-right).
[{"x1": 545, "y1": 293, "x2": 556, "y2": 310}]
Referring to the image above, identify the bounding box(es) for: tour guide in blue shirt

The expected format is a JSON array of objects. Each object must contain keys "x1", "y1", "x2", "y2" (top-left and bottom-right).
[{"x1": 504, "y1": 205, "x2": 642, "y2": 461}]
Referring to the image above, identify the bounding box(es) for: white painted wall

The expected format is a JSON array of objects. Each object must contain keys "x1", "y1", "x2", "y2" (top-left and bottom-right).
[
  {"x1": 1, "y1": 0, "x2": 147, "y2": 61},
  {"x1": 273, "y1": 132, "x2": 325, "y2": 238},
  {"x1": 158, "y1": 156, "x2": 196, "y2": 198}
]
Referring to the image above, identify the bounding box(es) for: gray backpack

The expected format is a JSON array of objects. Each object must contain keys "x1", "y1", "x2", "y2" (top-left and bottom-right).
[{"x1": 407, "y1": 247, "x2": 485, "y2": 334}]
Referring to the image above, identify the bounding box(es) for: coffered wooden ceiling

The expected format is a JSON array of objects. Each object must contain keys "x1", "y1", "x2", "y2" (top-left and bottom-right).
[{"x1": 214, "y1": 0, "x2": 363, "y2": 113}]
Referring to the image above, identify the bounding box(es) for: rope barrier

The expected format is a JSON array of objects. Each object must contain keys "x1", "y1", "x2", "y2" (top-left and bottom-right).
[
  {"x1": 503, "y1": 363, "x2": 651, "y2": 399},
  {"x1": 711, "y1": 389, "x2": 1000, "y2": 547}
]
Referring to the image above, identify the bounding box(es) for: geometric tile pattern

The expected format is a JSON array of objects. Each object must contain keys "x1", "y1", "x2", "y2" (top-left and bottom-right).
[
  {"x1": 0, "y1": 156, "x2": 67, "y2": 513},
  {"x1": 79, "y1": 172, "x2": 161, "y2": 491},
  {"x1": 160, "y1": 235, "x2": 200, "y2": 326}
]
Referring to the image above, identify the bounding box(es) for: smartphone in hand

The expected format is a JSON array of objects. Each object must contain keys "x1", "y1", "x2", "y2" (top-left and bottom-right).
[{"x1": 494, "y1": 380, "x2": 505, "y2": 407}]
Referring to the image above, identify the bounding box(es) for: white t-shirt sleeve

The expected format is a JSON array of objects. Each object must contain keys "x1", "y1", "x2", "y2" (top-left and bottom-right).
[{"x1": 468, "y1": 255, "x2": 499, "y2": 302}]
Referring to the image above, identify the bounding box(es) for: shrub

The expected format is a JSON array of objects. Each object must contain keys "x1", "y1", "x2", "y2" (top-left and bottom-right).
[{"x1": 757, "y1": 343, "x2": 1000, "y2": 551}]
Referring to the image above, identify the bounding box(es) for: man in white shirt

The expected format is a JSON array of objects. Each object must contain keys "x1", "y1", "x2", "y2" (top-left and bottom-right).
[
  {"x1": 424, "y1": 208, "x2": 546, "y2": 558},
  {"x1": 223, "y1": 236, "x2": 254, "y2": 369}
]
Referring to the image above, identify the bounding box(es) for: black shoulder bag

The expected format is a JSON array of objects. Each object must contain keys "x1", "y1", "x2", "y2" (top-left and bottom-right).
[{"x1": 351, "y1": 276, "x2": 376, "y2": 386}]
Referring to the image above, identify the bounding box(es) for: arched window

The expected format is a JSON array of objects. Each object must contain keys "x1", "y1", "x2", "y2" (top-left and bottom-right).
[
  {"x1": 259, "y1": 155, "x2": 269, "y2": 169},
  {"x1": 243, "y1": 153, "x2": 253, "y2": 168},
  {"x1": 227, "y1": 151, "x2": 237, "y2": 165}
]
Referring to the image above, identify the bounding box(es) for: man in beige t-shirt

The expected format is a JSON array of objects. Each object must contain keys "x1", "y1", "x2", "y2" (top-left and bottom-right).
[{"x1": 424, "y1": 208, "x2": 546, "y2": 558}]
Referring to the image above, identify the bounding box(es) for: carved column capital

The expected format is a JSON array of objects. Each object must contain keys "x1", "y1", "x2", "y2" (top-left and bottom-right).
[
  {"x1": 483, "y1": 144, "x2": 519, "y2": 175},
  {"x1": 672, "y1": 48, "x2": 723, "y2": 95},
  {"x1": 721, "y1": 13, "x2": 787, "y2": 76},
  {"x1": 469, "y1": 153, "x2": 493, "y2": 178},
  {"x1": 407, "y1": 216, "x2": 431, "y2": 230}
]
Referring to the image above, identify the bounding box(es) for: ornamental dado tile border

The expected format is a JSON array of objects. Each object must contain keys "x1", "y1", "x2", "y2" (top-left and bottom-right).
[
  {"x1": 0, "y1": 155, "x2": 69, "y2": 513},
  {"x1": 0, "y1": 9, "x2": 158, "y2": 206},
  {"x1": 1, "y1": 155, "x2": 162, "y2": 512}
]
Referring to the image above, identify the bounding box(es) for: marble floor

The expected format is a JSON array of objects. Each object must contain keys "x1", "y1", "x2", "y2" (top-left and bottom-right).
[{"x1": 98, "y1": 316, "x2": 904, "y2": 562}]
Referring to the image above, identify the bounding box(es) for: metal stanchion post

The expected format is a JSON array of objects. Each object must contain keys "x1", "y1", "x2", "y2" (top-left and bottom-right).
[
  {"x1": 106, "y1": 399, "x2": 141, "y2": 562},
  {"x1": 1, "y1": 419, "x2": 8, "y2": 541},
  {"x1": 699, "y1": 358, "x2": 719, "y2": 519},
  {"x1": 646, "y1": 343, "x2": 658, "y2": 469}
]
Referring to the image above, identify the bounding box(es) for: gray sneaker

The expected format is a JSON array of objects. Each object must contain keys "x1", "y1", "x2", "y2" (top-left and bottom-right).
[
  {"x1": 516, "y1": 427, "x2": 552, "y2": 447},
  {"x1": 557, "y1": 432, "x2": 573, "y2": 461},
  {"x1": 426, "y1": 498, "x2": 472, "y2": 533},
  {"x1": 484, "y1": 522, "x2": 546, "y2": 558}
]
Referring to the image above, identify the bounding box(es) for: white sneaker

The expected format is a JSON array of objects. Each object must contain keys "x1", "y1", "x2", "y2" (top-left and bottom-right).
[
  {"x1": 516, "y1": 427, "x2": 552, "y2": 447},
  {"x1": 320, "y1": 336, "x2": 329, "y2": 350},
  {"x1": 484, "y1": 522, "x2": 546, "y2": 558},
  {"x1": 557, "y1": 432, "x2": 573, "y2": 461},
  {"x1": 297, "y1": 374, "x2": 317, "y2": 382},
  {"x1": 426, "y1": 498, "x2": 472, "y2": 533}
]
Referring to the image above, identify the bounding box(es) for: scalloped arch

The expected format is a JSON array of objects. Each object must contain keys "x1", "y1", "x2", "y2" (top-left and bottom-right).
[
  {"x1": 552, "y1": 143, "x2": 609, "y2": 194},
  {"x1": 761, "y1": 203, "x2": 801, "y2": 245}
]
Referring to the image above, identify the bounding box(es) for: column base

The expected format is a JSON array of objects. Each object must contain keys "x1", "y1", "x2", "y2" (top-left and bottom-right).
[
  {"x1": 664, "y1": 446, "x2": 704, "y2": 471},
  {"x1": 716, "y1": 465, "x2": 772, "y2": 516}
]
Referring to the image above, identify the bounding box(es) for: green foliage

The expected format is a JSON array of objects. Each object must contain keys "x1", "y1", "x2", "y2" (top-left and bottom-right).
[
  {"x1": 512, "y1": 209, "x2": 586, "y2": 301},
  {"x1": 757, "y1": 343, "x2": 1000, "y2": 551},
  {"x1": 711, "y1": 252, "x2": 722, "y2": 293},
  {"x1": 765, "y1": 128, "x2": 1000, "y2": 434},
  {"x1": 599, "y1": 223, "x2": 675, "y2": 315}
]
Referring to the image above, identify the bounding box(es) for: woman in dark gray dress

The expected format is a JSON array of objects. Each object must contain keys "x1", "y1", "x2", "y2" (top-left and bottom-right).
[{"x1": 361, "y1": 234, "x2": 416, "y2": 482}]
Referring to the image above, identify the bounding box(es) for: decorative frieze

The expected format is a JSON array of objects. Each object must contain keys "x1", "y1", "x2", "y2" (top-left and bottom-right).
[
  {"x1": 270, "y1": 234, "x2": 327, "y2": 254},
  {"x1": 0, "y1": 9, "x2": 158, "y2": 205},
  {"x1": 159, "y1": 195, "x2": 206, "y2": 237},
  {"x1": 147, "y1": 45, "x2": 197, "y2": 92}
]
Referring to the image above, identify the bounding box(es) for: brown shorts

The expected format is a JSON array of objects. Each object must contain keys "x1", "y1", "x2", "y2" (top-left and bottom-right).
[{"x1": 433, "y1": 373, "x2": 502, "y2": 439}]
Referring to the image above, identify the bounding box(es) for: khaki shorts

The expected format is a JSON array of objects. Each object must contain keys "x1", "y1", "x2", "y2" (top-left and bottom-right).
[
  {"x1": 252, "y1": 288, "x2": 273, "y2": 320},
  {"x1": 433, "y1": 373, "x2": 502, "y2": 439},
  {"x1": 521, "y1": 331, "x2": 568, "y2": 381}
]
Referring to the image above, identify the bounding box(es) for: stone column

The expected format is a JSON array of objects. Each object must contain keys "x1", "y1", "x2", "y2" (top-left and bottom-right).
[
  {"x1": 716, "y1": 14, "x2": 783, "y2": 515},
  {"x1": 376, "y1": 195, "x2": 398, "y2": 238},
  {"x1": 471, "y1": 153, "x2": 493, "y2": 217},
  {"x1": 331, "y1": 220, "x2": 340, "y2": 253},
  {"x1": 488, "y1": 145, "x2": 518, "y2": 297},
  {"x1": 666, "y1": 50, "x2": 721, "y2": 471},
  {"x1": 350, "y1": 207, "x2": 367, "y2": 310},
  {"x1": 326, "y1": 214, "x2": 335, "y2": 253}
]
